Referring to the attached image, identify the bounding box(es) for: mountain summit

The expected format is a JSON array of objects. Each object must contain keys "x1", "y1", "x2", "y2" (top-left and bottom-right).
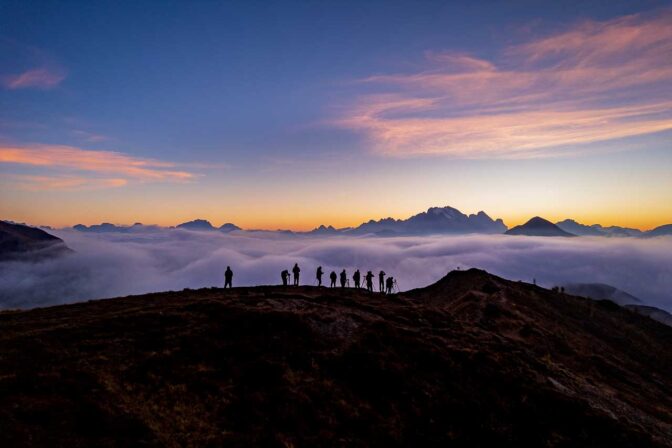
[
  {"x1": 350, "y1": 206, "x2": 507, "y2": 236},
  {"x1": 506, "y1": 217, "x2": 575, "y2": 237},
  {"x1": 176, "y1": 219, "x2": 216, "y2": 231}
]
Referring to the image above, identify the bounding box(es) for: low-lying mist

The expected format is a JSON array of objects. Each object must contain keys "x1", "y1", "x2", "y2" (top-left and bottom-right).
[{"x1": 1, "y1": 229, "x2": 671, "y2": 311}]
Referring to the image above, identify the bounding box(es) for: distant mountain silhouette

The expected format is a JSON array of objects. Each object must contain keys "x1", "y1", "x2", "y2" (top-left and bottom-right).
[
  {"x1": 73, "y1": 222, "x2": 161, "y2": 233},
  {"x1": 176, "y1": 219, "x2": 216, "y2": 231},
  {"x1": 555, "y1": 219, "x2": 645, "y2": 237},
  {"x1": 0, "y1": 221, "x2": 71, "y2": 260},
  {"x1": 563, "y1": 283, "x2": 642, "y2": 306},
  {"x1": 626, "y1": 305, "x2": 672, "y2": 327},
  {"x1": 646, "y1": 224, "x2": 672, "y2": 237},
  {"x1": 506, "y1": 217, "x2": 575, "y2": 237},
  {"x1": 600, "y1": 226, "x2": 644, "y2": 237},
  {"x1": 308, "y1": 224, "x2": 342, "y2": 235},
  {"x1": 58, "y1": 210, "x2": 672, "y2": 237},
  {"x1": 347, "y1": 206, "x2": 507, "y2": 236},
  {"x1": 555, "y1": 219, "x2": 606, "y2": 236},
  {"x1": 73, "y1": 222, "x2": 125, "y2": 233},
  {"x1": 562, "y1": 282, "x2": 670, "y2": 327},
  {"x1": 219, "y1": 223, "x2": 241, "y2": 233}
]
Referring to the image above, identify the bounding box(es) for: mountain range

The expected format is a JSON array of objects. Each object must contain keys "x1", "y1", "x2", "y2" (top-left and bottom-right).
[
  {"x1": 556, "y1": 219, "x2": 643, "y2": 237},
  {"x1": 73, "y1": 222, "x2": 161, "y2": 233},
  {"x1": 63, "y1": 205, "x2": 672, "y2": 238},
  {"x1": 339, "y1": 207, "x2": 507, "y2": 236},
  {"x1": 175, "y1": 219, "x2": 241, "y2": 232}
]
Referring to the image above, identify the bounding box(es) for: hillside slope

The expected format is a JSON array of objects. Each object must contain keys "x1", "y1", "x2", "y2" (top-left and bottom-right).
[
  {"x1": 0, "y1": 269, "x2": 671, "y2": 447},
  {"x1": 0, "y1": 221, "x2": 71, "y2": 260}
]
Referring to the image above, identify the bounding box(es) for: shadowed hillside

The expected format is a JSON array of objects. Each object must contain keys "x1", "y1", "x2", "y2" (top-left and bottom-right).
[
  {"x1": 0, "y1": 221, "x2": 71, "y2": 261},
  {"x1": 0, "y1": 269, "x2": 671, "y2": 447}
]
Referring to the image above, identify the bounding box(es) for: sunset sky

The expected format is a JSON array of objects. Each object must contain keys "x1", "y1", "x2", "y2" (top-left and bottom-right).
[{"x1": 1, "y1": 0, "x2": 671, "y2": 230}]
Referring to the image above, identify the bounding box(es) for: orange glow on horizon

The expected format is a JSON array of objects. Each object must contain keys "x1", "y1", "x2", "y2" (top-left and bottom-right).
[{"x1": 3, "y1": 205, "x2": 669, "y2": 233}]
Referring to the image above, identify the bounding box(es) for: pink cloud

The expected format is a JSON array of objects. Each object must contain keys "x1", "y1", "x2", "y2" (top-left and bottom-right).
[
  {"x1": 0, "y1": 145, "x2": 197, "y2": 189},
  {"x1": 3, "y1": 68, "x2": 66, "y2": 90},
  {"x1": 337, "y1": 11, "x2": 672, "y2": 158},
  {"x1": 8, "y1": 175, "x2": 128, "y2": 191}
]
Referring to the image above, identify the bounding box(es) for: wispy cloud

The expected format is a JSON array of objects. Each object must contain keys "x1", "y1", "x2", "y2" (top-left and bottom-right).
[
  {"x1": 2, "y1": 68, "x2": 66, "y2": 90},
  {"x1": 0, "y1": 40, "x2": 67, "y2": 90},
  {"x1": 0, "y1": 144, "x2": 196, "y2": 190},
  {"x1": 8, "y1": 175, "x2": 127, "y2": 191},
  {"x1": 337, "y1": 11, "x2": 672, "y2": 158},
  {"x1": 72, "y1": 130, "x2": 109, "y2": 143}
]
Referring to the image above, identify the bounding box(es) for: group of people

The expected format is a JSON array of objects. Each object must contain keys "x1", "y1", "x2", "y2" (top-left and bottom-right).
[
  {"x1": 223, "y1": 264, "x2": 398, "y2": 294},
  {"x1": 315, "y1": 266, "x2": 397, "y2": 294},
  {"x1": 280, "y1": 263, "x2": 302, "y2": 287}
]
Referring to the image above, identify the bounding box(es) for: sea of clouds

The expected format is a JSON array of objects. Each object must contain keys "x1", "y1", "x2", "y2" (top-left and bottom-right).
[{"x1": 1, "y1": 229, "x2": 671, "y2": 311}]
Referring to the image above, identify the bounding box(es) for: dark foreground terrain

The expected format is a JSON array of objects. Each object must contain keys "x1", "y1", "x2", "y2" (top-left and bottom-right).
[{"x1": 1, "y1": 269, "x2": 671, "y2": 447}]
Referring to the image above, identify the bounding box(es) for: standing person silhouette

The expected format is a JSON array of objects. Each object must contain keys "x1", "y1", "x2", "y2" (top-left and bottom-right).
[
  {"x1": 292, "y1": 263, "x2": 300, "y2": 286},
  {"x1": 281, "y1": 269, "x2": 289, "y2": 286},
  {"x1": 316, "y1": 266, "x2": 323, "y2": 286},
  {"x1": 386, "y1": 276, "x2": 394, "y2": 294},
  {"x1": 224, "y1": 266, "x2": 233, "y2": 289},
  {"x1": 365, "y1": 271, "x2": 374, "y2": 292},
  {"x1": 340, "y1": 269, "x2": 347, "y2": 288},
  {"x1": 379, "y1": 270, "x2": 386, "y2": 293},
  {"x1": 330, "y1": 271, "x2": 337, "y2": 288},
  {"x1": 353, "y1": 269, "x2": 361, "y2": 289}
]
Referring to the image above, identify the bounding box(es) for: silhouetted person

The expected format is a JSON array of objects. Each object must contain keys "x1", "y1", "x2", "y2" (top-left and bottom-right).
[
  {"x1": 224, "y1": 266, "x2": 233, "y2": 289},
  {"x1": 386, "y1": 276, "x2": 394, "y2": 294},
  {"x1": 340, "y1": 269, "x2": 347, "y2": 288},
  {"x1": 353, "y1": 269, "x2": 361, "y2": 289},
  {"x1": 379, "y1": 270, "x2": 386, "y2": 293},
  {"x1": 365, "y1": 271, "x2": 374, "y2": 292},
  {"x1": 330, "y1": 271, "x2": 337, "y2": 288},
  {"x1": 292, "y1": 263, "x2": 300, "y2": 286},
  {"x1": 281, "y1": 269, "x2": 289, "y2": 286},
  {"x1": 316, "y1": 266, "x2": 323, "y2": 286}
]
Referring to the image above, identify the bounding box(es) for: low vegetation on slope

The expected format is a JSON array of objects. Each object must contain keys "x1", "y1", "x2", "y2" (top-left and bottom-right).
[{"x1": 0, "y1": 269, "x2": 670, "y2": 447}]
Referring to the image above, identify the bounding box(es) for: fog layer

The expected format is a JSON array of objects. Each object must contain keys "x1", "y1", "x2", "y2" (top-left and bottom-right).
[{"x1": 1, "y1": 229, "x2": 671, "y2": 311}]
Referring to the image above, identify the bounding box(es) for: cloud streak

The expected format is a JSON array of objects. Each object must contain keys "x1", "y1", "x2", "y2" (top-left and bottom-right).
[
  {"x1": 0, "y1": 144, "x2": 196, "y2": 189},
  {"x1": 337, "y1": 11, "x2": 672, "y2": 158},
  {"x1": 2, "y1": 68, "x2": 67, "y2": 90},
  {"x1": 7, "y1": 175, "x2": 128, "y2": 191},
  {"x1": 1, "y1": 230, "x2": 671, "y2": 313}
]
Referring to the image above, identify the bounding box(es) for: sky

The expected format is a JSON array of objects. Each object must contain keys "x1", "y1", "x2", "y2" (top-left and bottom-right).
[{"x1": 1, "y1": 0, "x2": 671, "y2": 231}]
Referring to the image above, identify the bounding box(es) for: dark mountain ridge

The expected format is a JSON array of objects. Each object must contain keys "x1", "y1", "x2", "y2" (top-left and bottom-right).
[
  {"x1": 555, "y1": 219, "x2": 644, "y2": 237},
  {"x1": 64, "y1": 210, "x2": 672, "y2": 237},
  {"x1": 506, "y1": 217, "x2": 576, "y2": 237},
  {"x1": 0, "y1": 269, "x2": 670, "y2": 447},
  {"x1": 0, "y1": 221, "x2": 71, "y2": 261},
  {"x1": 342, "y1": 206, "x2": 507, "y2": 236}
]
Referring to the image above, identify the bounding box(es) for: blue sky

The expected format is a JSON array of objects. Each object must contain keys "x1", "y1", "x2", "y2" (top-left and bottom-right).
[{"x1": 1, "y1": 0, "x2": 671, "y2": 229}]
